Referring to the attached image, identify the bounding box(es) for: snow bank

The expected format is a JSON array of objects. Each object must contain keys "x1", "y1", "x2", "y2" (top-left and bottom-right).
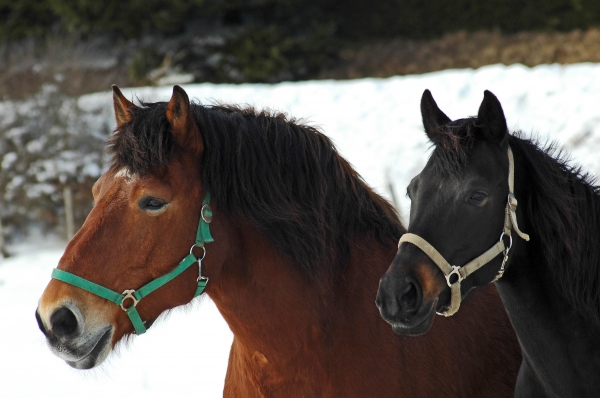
[{"x1": 80, "y1": 62, "x2": 600, "y2": 220}]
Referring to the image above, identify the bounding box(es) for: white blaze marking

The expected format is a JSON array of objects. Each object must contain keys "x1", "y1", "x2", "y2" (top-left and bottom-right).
[{"x1": 115, "y1": 168, "x2": 136, "y2": 181}]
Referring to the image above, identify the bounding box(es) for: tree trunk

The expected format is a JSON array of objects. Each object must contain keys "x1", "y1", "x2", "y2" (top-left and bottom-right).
[
  {"x1": 385, "y1": 169, "x2": 400, "y2": 217},
  {"x1": 63, "y1": 186, "x2": 75, "y2": 240},
  {"x1": 0, "y1": 215, "x2": 8, "y2": 259}
]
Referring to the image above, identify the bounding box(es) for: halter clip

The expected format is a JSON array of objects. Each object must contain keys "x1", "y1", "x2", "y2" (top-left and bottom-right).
[
  {"x1": 120, "y1": 289, "x2": 139, "y2": 311},
  {"x1": 445, "y1": 266, "x2": 463, "y2": 287}
]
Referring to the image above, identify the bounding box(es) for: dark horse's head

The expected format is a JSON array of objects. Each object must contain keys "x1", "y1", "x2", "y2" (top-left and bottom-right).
[{"x1": 377, "y1": 90, "x2": 522, "y2": 335}]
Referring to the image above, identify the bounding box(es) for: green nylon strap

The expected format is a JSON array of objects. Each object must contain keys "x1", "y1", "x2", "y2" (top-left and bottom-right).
[
  {"x1": 134, "y1": 253, "x2": 198, "y2": 300},
  {"x1": 126, "y1": 307, "x2": 146, "y2": 334},
  {"x1": 51, "y1": 192, "x2": 213, "y2": 335},
  {"x1": 51, "y1": 268, "x2": 124, "y2": 305},
  {"x1": 195, "y1": 278, "x2": 208, "y2": 297}
]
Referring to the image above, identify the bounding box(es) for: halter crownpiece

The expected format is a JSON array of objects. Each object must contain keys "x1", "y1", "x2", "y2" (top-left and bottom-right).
[
  {"x1": 51, "y1": 192, "x2": 214, "y2": 335},
  {"x1": 399, "y1": 147, "x2": 529, "y2": 317}
]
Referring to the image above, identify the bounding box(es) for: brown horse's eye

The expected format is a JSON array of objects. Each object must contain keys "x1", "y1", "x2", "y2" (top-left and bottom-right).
[
  {"x1": 469, "y1": 191, "x2": 487, "y2": 205},
  {"x1": 139, "y1": 197, "x2": 167, "y2": 211}
]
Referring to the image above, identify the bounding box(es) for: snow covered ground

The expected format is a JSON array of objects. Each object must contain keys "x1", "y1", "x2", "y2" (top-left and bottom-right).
[{"x1": 2, "y1": 63, "x2": 600, "y2": 397}]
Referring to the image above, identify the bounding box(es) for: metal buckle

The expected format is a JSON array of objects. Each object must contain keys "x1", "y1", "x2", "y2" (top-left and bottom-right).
[
  {"x1": 445, "y1": 266, "x2": 463, "y2": 288},
  {"x1": 120, "y1": 289, "x2": 138, "y2": 311},
  {"x1": 201, "y1": 204, "x2": 213, "y2": 224}
]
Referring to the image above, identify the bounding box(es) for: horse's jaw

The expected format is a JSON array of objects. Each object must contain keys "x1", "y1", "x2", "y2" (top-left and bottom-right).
[{"x1": 48, "y1": 325, "x2": 113, "y2": 369}]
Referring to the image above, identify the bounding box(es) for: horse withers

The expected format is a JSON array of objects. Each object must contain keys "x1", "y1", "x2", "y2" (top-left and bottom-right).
[
  {"x1": 37, "y1": 85, "x2": 521, "y2": 397},
  {"x1": 377, "y1": 89, "x2": 600, "y2": 396}
]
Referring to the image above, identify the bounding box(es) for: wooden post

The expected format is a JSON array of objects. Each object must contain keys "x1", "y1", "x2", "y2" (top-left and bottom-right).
[
  {"x1": 385, "y1": 169, "x2": 400, "y2": 211},
  {"x1": 0, "y1": 215, "x2": 7, "y2": 259},
  {"x1": 63, "y1": 186, "x2": 75, "y2": 240}
]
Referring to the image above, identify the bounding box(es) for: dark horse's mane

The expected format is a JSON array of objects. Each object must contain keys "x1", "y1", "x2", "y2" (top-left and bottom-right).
[
  {"x1": 431, "y1": 117, "x2": 600, "y2": 328},
  {"x1": 107, "y1": 100, "x2": 403, "y2": 278}
]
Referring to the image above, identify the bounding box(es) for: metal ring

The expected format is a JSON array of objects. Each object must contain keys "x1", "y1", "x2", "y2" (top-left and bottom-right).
[
  {"x1": 189, "y1": 244, "x2": 206, "y2": 261},
  {"x1": 120, "y1": 289, "x2": 138, "y2": 311},
  {"x1": 499, "y1": 232, "x2": 513, "y2": 252}
]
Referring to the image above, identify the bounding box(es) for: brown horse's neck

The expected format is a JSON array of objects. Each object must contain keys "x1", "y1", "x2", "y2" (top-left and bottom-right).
[
  {"x1": 206, "y1": 218, "x2": 520, "y2": 397},
  {"x1": 204, "y1": 217, "x2": 392, "y2": 396}
]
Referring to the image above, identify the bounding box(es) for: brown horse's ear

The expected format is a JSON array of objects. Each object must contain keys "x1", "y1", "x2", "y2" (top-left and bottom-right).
[
  {"x1": 477, "y1": 90, "x2": 508, "y2": 143},
  {"x1": 112, "y1": 85, "x2": 136, "y2": 128},
  {"x1": 421, "y1": 89, "x2": 451, "y2": 143},
  {"x1": 166, "y1": 85, "x2": 203, "y2": 155}
]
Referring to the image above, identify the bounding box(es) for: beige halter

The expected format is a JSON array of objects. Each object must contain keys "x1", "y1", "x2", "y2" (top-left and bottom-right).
[{"x1": 399, "y1": 147, "x2": 530, "y2": 317}]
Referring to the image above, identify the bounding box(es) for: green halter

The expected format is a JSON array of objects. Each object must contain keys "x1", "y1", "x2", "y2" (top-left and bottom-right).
[{"x1": 51, "y1": 193, "x2": 214, "y2": 335}]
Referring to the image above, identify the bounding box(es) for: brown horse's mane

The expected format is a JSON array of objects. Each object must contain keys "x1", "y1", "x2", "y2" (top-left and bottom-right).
[
  {"x1": 108, "y1": 100, "x2": 403, "y2": 278},
  {"x1": 430, "y1": 118, "x2": 600, "y2": 329}
]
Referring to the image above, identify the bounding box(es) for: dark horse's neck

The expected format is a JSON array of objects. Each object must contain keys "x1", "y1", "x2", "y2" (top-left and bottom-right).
[
  {"x1": 496, "y1": 136, "x2": 600, "y2": 397},
  {"x1": 206, "y1": 217, "x2": 520, "y2": 398}
]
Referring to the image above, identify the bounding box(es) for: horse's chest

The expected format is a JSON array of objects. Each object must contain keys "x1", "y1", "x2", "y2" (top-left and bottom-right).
[{"x1": 225, "y1": 345, "x2": 331, "y2": 398}]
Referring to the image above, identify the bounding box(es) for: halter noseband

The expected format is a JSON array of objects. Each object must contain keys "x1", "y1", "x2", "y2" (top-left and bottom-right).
[
  {"x1": 399, "y1": 147, "x2": 529, "y2": 317},
  {"x1": 51, "y1": 192, "x2": 214, "y2": 335}
]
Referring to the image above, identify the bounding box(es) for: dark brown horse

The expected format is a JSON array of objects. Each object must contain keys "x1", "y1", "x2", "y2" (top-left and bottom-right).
[
  {"x1": 377, "y1": 90, "x2": 600, "y2": 396},
  {"x1": 36, "y1": 85, "x2": 521, "y2": 397}
]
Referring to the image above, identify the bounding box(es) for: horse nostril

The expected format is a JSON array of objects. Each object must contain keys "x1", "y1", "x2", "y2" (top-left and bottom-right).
[
  {"x1": 376, "y1": 276, "x2": 400, "y2": 317},
  {"x1": 50, "y1": 306, "x2": 81, "y2": 339},
  {"x1": 35, "y1": 308, "x2": 48, "y2": 336},
  {"x1": 400, "y1": 282, "x2": 419, "y2": 313}
]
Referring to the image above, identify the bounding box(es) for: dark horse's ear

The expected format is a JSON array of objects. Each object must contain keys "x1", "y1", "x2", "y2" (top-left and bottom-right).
[
  {"x1": 112, "y1": 85, "x2": 136, "y2": 128},
  {"x1": 166, "y1": 85, "x2": 204, "y2": 155},
  {"x1": 421, "y1": 89, "x2": 451, "y2": 143},
  {"x1": 477, "y1": 90, "x2": 508, "y2": 143}
]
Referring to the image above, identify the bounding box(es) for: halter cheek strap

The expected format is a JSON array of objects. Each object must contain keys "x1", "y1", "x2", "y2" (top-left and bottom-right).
[
  {"x1": 399, "y1": 147, "x2": 529, "y2": 317},
  {"x1": 51, "y1": 193, "x2": 214, "y2": 335}
]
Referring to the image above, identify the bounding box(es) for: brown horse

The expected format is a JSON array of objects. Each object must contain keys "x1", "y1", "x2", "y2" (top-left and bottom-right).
[{"x1": 36, "y1": 85, "x2": 521, "y2": 397}]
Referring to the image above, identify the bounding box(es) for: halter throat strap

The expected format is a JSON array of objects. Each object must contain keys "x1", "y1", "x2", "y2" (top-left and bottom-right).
[
  {"x1": 51, "y1": 192, "x2": 214, "y2": 335},
  {"x1": 399, "y1": 146, "x2": 529, "y2": 317}
]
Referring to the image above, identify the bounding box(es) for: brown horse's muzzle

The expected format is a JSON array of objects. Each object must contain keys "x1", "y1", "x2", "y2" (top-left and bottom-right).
[{"x1": 35, "y1": 300, "x2": 114, "y2": 369}]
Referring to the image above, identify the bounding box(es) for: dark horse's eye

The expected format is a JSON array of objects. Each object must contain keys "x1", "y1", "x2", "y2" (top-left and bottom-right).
[
  {"x1": 139, "y1": 197, "x2": 167, "y2": 211},
  {"x1": 469, "y1": 191, "x2": 487, "y2": 205}
]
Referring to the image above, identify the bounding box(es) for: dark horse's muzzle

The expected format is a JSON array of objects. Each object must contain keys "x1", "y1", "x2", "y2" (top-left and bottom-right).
[{"x1": 376, "y1": 248, "x2": 440, "y2": 336}]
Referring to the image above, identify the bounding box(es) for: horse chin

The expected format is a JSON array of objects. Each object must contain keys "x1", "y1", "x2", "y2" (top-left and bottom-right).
[
  {"x1": 391, "y1": 299, "x2": 437, "y2": 336},
  {"x1": 50, "y1": 326, "x2": 114, "y2": 370}
]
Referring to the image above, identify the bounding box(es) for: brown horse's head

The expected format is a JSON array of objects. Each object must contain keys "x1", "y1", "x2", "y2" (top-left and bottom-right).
[{"x1": 35, "y1": 85, "x2": 227, "y2": 369}]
